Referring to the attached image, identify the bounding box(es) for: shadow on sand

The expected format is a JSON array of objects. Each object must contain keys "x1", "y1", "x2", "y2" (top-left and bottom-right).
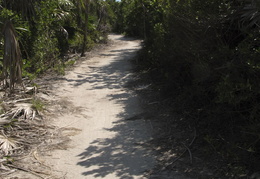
[{"x1": 66, "y1": 37, "x2": 155, "y2": 178}]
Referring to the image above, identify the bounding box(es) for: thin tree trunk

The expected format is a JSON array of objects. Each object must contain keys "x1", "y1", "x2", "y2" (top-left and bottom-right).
[
  {"x1": 97, "y1": 8, "x2": 103, "y2": 31},
  {"x1": 141, "y1": 1, "x2": 146, "y2": 40},
  {"x1": 81, "y1": 0, "x2": 89, "y2": 57},
  {"x1": 2, "y1": 20, "x2": 23, "y2": 91}
]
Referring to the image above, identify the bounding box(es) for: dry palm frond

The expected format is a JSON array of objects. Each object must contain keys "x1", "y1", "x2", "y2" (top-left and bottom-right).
[
  {"x1": 0, "y1": 118, "x2": 9, "y2": 125},
  {"x1": 0, "y1": 131, "x2": 17, "y2": 155},
  {"x1": 11, "y1": 104, "x2": 36, "y2": 120},
  {"x1": 0, "y1": 163, "x2": 9, "y2": 171},
  {"x1": 1, "y1": 103, "x2": 37, "y2": 121},
  {"x1": 0, "y1": 161, "x2": 16, "y2": 176}
]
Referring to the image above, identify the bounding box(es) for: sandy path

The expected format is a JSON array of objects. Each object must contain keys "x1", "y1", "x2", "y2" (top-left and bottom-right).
[{"x1": 46, "y1": 34, "x2": 155, "y2": 179}]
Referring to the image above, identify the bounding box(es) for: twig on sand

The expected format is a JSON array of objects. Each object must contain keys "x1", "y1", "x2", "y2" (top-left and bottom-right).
[
  {"x1": 5, "y1": 98, "x2": 33, "y2": 104},
  {"x1": 32, "y1": 149, "x2": 51, "y2": 170},
  {"x1": 166, "y1": 128, "x2": 197, "y2": 167},
  {"x1": 182, "y1": 142, "x2": 193, "y2": 164},
  {"x1": 5, "y1": 164, "x2": 47, "y2": 179}
]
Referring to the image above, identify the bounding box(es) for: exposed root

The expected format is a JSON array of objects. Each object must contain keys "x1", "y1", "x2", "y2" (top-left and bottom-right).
[{"x1": 163, "y1": 128, "x2": 197, "y2": 168}]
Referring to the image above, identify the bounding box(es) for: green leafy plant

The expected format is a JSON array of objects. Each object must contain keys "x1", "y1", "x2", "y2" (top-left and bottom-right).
[{"x1": 31, "y1": 98, "x2": 44, "y2": 112}]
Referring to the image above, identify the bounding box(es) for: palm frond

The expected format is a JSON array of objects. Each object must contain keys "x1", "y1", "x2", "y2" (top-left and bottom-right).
[
  {"x1": 231, "y1": 1, "x2": 260, "y2": 29},
  {"x1": 240, "y1": 5, "x2": 260, "y2": 28},
  {"x1": 1, "y1": 103, "x2": 37, "y2": 120},
  {"x1": 0, "y1": 131, "x2": 17, "y2": 155},
  {"x1": 58, "y1": 0, "x2": 74, "y2": 9}
]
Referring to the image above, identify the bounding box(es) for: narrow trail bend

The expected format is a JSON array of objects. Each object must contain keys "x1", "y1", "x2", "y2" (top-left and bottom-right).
[{"x1": 46, "y1": 34, "x2": 155, "y2": 179}]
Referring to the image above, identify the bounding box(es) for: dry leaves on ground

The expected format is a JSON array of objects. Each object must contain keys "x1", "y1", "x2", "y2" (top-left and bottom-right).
[{"x1": 0, "y1": 83, "x2": 68, "y2": 178}]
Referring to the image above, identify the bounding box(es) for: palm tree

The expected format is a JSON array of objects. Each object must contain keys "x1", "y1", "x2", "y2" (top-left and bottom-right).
[
  {"x1": 0, "y1": 0, "x2": 75, "y2": 91},
  {"x1": 0, "y1": 0, "x2": 38, "y2": 91},
  {"x1": 2, "y1": 20, "x2": 22, "y2": 91}
]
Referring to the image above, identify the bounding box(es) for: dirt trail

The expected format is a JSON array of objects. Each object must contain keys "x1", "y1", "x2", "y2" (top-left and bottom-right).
[{"x1": 45, "y1": 34, "x2": 155, "y2": 179}]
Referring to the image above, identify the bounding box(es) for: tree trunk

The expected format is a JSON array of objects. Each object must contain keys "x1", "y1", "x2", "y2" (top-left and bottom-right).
[
  {"x1": 141, "y1": 0, "x2": 146, "y2": 40},
  {"x1": 2, "y1": 20, "x2": 23, "y2": 91},
  {"x1": 81, "y1": 0, "x2": 90, "y2": 57}
]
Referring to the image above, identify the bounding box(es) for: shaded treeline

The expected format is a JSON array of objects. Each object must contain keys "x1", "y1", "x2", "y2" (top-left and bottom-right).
[{"x1": 112, "y1": 0, "x2": 260, "y2": 176}]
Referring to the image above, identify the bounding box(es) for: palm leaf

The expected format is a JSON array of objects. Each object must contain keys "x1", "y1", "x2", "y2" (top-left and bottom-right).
[
  {"x1": 240, "y1": 3, "x2": 260, "y2": 29},
  {"x1": 0, "y1": 132, "x2": 17, "y2": 155},
  {"x1": 15, "y1": 27, "x2": 29, "y2": 32},
  {"x1": 58, "y1": 0, "x2": 74, "y2": 8},
  {"x1": 1, "y1": 102, "x2": 37, "y2": 120}
]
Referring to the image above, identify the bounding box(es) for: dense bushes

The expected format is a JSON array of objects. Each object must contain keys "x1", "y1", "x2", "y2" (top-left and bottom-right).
[
  {"x1": 0, "y1": 0, "x2": 114, "y2": 79},
  {"x1": 114, "y1": 0, "x2": 260, "y2": 174}
]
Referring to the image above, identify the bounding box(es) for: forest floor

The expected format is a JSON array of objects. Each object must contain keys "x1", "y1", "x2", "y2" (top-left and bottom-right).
[{"x1": 1, "y1": 34, "x2": 243, "y2": 179}]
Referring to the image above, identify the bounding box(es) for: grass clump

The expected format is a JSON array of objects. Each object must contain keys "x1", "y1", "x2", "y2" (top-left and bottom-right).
[{"x1": 31, "y1": 98, "x2": 44, "y2": 112}]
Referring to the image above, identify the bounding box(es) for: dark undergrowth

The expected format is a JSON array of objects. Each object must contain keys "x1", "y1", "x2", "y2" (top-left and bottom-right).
[{"x1": 129, "y1": 54, "x2": 260, "y2": 179}]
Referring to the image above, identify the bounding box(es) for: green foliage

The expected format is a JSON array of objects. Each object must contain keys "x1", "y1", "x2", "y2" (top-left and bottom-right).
[
  {"x1": 64, "y1": 59, "x2": 76, "y2": 66},
  {"x1": 22, "y1": 59, "x2": 36, "y2": 80},
  {"x1": 32, "y1": 33, "x2": 60, "y2": 74},
  {"x1": 53, "y1": 62, "x2": 65, "y2": 75},
  {"x1": 31, "y1": 98, "x2": 44, "y2": 112},
  {"x1": 0, "y1": 0, "x2": 115, "y2": 78}
]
